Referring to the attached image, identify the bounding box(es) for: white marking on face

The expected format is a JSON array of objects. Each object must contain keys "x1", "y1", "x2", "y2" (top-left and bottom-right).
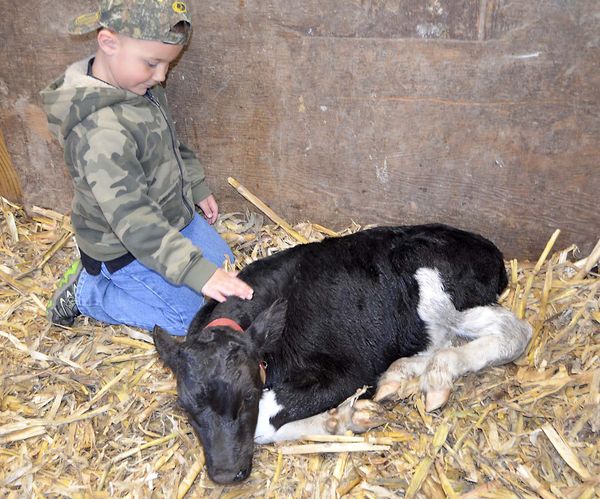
[{"x1": 254, "y1": 390, "x2": 284, "y2": 444}]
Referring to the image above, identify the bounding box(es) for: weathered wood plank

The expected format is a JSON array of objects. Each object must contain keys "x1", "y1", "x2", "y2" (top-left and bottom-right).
[
  {"x1": 0, "y1": 128, "x2": 22, "y2": 202},
  {"x1": 168, "y1": 1, "x2": 598, "y2": 257},
  {"x1": 0, "y1": 0, "x2": 598, "y2": 258}
]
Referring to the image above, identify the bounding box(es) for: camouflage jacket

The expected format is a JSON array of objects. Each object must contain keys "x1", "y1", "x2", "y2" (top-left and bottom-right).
[{"x1": 40, "y1": 57, "x2": 218, "y2": 293}]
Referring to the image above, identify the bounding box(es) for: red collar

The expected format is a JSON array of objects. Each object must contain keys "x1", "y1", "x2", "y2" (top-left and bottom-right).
[{"x1": 204, "y1": 318, "x2": 244, "y2": 333}]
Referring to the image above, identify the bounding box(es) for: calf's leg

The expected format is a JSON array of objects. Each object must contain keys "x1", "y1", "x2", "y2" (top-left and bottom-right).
[
  {"x1": 255, "y1": 388, "x2": 385, "y2": 443},
  {"x1": 376, "y1": 268, "x2": 532, "y2": 411},
  {"x1": 421, "y1": 305, "x2": 532, "y2": 410},
  {"x1": 375, "y1": 267, "x2": 456, "y2": 405},
  {"x1": 374, "y1": 354, "x2": 431, "y2": 403}
]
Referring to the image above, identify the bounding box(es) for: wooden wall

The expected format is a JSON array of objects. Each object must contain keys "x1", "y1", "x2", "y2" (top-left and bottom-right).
[{"x1": 1, "y1": 0, "x2": 598, "y2": 258}]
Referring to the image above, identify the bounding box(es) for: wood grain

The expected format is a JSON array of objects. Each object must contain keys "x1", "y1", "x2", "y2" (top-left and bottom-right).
[
  {"x1": 0, "y1": 129, "x2": 22, "y2": 202},
  {"x1": 1, "y1": 0, "x2": 598, "y2": 258}
]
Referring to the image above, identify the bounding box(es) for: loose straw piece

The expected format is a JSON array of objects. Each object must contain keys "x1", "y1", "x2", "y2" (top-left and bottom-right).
[
  {"x1": 516, "y1": 464, "x2": 556, "y2": 499},
  {"x1": 573, "y1": 238, "x2": 600, "y2": 280},
  {"x1": 526, "y1": 260, "x2": 554, "y2": 358},
  {"x1": 541, "y1": 423, "x2": 592, "y2": 480},
  {"x1": 405, "y1": 422, "x2": 449, "y2": 499},
  {"x1": 518, "y1": 229, "x2": 561, "y2": 318},
  {"x1": 17, "y1": 229, "x2": 73, "y2": 279},
  {"x1": 30, "y1": 205, "x2": 72, "y2": 227},
  {"x1": 3, "y1": 210, "x2": 18, "y2": 243},
  {"x1": 332, "y1": 450, "x2": 349, "y2": 493},
  {"x1": 533, "y1": 230, "x2": 562, "y2": 275},
  {"x1": 111, "y1": 432, "x2": 178, "y2": 463},
  {"x1": 177, "y1": 454, "x2": 205, "y2": 499},
  {"x1": 434, "y1": 459, "x2": 457, "y2": 499},
  {"x1": 111, "y1": 336, "x2": 155, "y2": 350},
  {"x1": 302, "y1": 434, "x2": 394, "y2": 445},
  {"x1": 268, "y1": 450, "x2": 284, "y2": 496},
  {"x1": 0, "y1": 268, "x2": 31, "y2": 295},
  {"x1": 336, "y1": 476, "x2": 362, "y2": 496},
  {"x1": 405, "y1": 457, "x2": 433, "y2": 499},
  {"x1": 278, "y1": 442, "x2": 390, "y2": 455},
  {"x1": 312, "y1": 223, "x2": 338, "y2": 237},
  {"x1": 76, "y1": 365, "x2": 131, "y2": 416},
  {"x1": 228, "y1": 177, "x2": 309, "y2": 244},
  {"x1": 0, "y1": 426, "x2": 46, "y2": 444},
  {"x1": 0, "y1": 404, "x2": 111, "y2": 440}
]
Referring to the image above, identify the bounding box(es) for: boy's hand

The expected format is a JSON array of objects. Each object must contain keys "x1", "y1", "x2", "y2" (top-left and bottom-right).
[
  {"x1": 201, "y1": 268, "x2": 254, "y2": 303},
  {"x1": 198, "y1": 195, "x2": 219, "y2": 225}
]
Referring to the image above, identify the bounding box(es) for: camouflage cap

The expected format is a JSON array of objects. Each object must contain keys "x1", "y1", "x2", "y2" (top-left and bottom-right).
[{"x1": 68, "y1": 0, "x2": 192, "y2": 45}]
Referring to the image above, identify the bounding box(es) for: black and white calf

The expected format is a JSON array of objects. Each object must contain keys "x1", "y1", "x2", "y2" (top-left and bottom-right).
[{"x1": 154, "y1": 224, "x2": 531, "y2": 484}]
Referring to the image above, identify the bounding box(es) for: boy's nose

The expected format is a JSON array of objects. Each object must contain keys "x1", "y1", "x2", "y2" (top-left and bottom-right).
[{"x1": 154, "y1": 65, "x2": 168, "y2": 82}]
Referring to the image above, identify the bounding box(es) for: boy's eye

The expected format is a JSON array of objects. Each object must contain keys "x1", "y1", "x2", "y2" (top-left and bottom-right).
[{"x1": 146, "y1": 61, "x2": 158, "y2": 68}]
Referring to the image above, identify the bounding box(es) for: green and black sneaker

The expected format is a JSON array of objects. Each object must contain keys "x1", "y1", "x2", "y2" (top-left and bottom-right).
[{"x1": 47, "y1": 260, "x2": 82, "y2": 326}]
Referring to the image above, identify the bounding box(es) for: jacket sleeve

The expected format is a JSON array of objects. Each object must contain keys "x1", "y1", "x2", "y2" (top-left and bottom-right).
[
  {"x1": 178, "y1": 141, "x2": 212, "y2": 203},
  {"x1": 74, "y1": 123, "x2": 217, "y2": 293}
]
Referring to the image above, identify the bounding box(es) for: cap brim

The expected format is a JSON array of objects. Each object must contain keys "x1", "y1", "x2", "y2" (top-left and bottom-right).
[{"x1": 68, "y1": 11, "x2": 101, "y2": 35}]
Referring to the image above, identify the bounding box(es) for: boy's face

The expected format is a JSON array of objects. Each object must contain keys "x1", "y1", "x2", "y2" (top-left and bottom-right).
[{"x1": 98, "y1": 31, "x2": 184, "y2": 95}]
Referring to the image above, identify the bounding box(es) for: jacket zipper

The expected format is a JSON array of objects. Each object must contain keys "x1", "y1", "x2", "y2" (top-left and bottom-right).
[{"x1": 145, "y1": 90, "x2": 194, "y2": 219}]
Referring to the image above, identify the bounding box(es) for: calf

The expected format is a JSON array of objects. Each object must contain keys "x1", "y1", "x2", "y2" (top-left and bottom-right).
[{"x1": 154, "y1": 224, "x2": 531, "y2": 484}]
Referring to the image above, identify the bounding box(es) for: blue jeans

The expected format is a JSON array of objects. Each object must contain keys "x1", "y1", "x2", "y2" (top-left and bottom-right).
[{"x1": 75, "y1": 214, "x2": 233, "y2": 336}]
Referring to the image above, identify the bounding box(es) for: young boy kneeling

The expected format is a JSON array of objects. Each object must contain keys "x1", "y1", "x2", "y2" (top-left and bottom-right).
[{"x1": 41, "y1": 0, "x2": 253, "y2": 336}]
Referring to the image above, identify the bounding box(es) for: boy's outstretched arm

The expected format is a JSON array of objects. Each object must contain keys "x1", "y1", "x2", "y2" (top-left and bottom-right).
[{"x1": 202, "y1": 269, "x2": 253, "y2": 302}]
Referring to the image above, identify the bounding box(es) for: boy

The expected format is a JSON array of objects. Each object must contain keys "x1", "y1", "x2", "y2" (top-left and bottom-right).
[{"x1": 40, "y1": 0, "x2": 253, "y2": 336}]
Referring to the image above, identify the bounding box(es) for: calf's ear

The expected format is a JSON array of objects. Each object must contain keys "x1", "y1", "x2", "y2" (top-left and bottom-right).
[
  {"x1": 153, "y1": 325, "x2": 181, "y2": 372},
  {"x1": 247, "y1": 298, "x2": 287, "y2": 354}
]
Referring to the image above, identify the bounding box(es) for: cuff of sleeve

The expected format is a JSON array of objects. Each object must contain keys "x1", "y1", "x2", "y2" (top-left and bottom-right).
[
  {"x1": 192, "y1": 182, "x2": 212, "y2": 204},
  {"x1": 181, "y1": 258, "x2": 219, "y2": 294}
]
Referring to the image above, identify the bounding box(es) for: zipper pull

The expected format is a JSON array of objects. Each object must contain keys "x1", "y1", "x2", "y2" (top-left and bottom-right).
[{"x1": 146, "y1": 90, "x2": 160, "y2": 108}]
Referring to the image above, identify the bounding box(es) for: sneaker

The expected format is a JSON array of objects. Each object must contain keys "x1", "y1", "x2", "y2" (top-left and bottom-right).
[{"x1": 47, "y1": 260, "x2": 82, "y2": 326}]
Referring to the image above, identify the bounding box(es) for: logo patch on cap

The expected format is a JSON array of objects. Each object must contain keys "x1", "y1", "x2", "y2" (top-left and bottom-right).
[
  {"x1": 73, "y1": 11, "x2": 100, "y2": 27},
  {"x1": 172, "y1": 1, "x2": 187, "y2": 13}
]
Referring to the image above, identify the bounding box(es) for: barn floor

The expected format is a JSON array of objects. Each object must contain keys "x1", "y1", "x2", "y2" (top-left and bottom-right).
[{"x1": 0, "y1": 197, "x2": 598, "y2": 498}]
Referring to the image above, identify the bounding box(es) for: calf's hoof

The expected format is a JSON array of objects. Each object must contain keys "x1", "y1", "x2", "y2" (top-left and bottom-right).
[
  {"x1": 325, "y1": 398, "x2": 386, "y2": 435},
  {"x1": 374, "y1": 377, "x2": 420, "y2": 403},
  {"x1": 424, "y1": 388, "x2": 451, "y2": 412},
  {"x1": 421, "y1": 349, "x2": 457, "y2": 411}
]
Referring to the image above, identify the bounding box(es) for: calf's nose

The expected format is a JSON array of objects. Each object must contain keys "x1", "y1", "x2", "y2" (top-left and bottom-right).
[
  {"x1": 210, "y1": 466, "x2": 251, "y2": 484},
  {"x1": 233, "y1": 467, "x2": 250, "y2": 482}
]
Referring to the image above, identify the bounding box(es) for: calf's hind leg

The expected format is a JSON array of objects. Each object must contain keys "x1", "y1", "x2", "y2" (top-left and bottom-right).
[
  {"x1": 375, "y1": 353, "x2": 433, "y2": 403},
  {"x1": 375, "y1": 267, "x2": 456, "y2": 406},
  {"x1": 376, "y1": 268, "x2": 532, "y2": 411},
  {"x1": 377, "y1": 305, "x2": 532, "y2": 411},
  {"x1": 421, "y1": 305, "x2": 532, "y2": 410}
]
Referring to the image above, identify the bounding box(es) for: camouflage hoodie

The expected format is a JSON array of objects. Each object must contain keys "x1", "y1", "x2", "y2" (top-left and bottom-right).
[{"x1": 40, "y1": 57, "x2": 218, "y2": 293}]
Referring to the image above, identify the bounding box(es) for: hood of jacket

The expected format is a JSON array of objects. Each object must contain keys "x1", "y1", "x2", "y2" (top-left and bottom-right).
[{"x1": 40, "y1": 57, "x2": 144, "y2": 146}]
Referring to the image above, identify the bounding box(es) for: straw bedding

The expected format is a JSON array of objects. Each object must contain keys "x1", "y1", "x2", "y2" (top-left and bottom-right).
[{"x1": 0, "y1": 195, "x2": 598, "y2": 498}]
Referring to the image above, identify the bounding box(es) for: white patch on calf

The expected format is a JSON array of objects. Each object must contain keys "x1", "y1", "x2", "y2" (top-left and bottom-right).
[
  {"x1": 414, "y1": 267, "x2": 456, "y2": 351},
  {"x1": 254, "y1": 392, "x2": 346, "y2": 443},
  {"x1": 254, "y1": 390, "x2": 283, "y2": 444}
]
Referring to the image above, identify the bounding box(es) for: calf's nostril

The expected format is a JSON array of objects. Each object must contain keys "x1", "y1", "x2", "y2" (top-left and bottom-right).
[{"x1": 233, "y1": 468, "x2": 249, "y2": 481}]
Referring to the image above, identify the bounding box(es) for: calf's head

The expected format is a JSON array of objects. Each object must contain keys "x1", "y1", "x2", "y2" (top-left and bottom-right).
[{"x1": 154, "y1": 300, "x2": 286, "y2": 484}]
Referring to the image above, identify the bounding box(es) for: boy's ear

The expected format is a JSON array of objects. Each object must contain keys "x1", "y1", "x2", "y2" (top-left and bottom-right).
[
  {"x1": 247, "y1": 299, "x2": 287, "y2": 355},
  {"x1": 96, "y1": 28, "x2": 119, "y2": 55},
  {"x1": 153, "y1": 325, "x2": 182, "y2": 372}
]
